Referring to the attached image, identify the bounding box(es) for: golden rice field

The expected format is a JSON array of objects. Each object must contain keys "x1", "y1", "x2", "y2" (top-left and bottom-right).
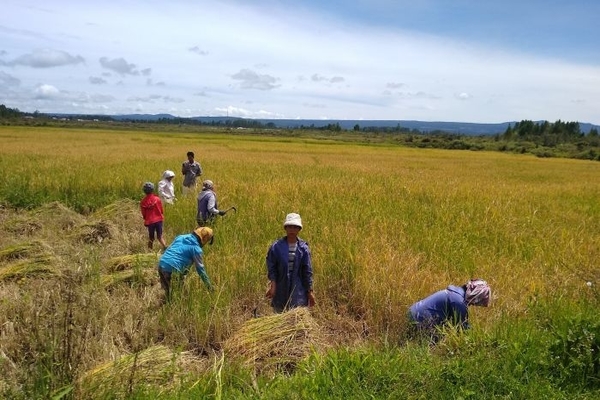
[{"x1": 0, "y1": 126, "x2": 599, "y2": 398}]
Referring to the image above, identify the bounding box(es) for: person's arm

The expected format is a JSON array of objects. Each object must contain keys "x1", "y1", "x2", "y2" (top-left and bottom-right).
[
  {"x1": 301, "y1": 244, "x2": 315, "y2": 307},
  {"x1": 192, "y1": 253, "x2": 212, "y2": 291},
  {"x1": 181, "y1": 162, "x2": 187, "y2": 176},
  {"x1": 196, "y1": 163, "x2": 203, "y2": 177},
  {"x1": 265, "y1": 243, "x2": 278, "y2": 298},
  {"x1": 207, "y1": 193, "x2": 221, "y2": 215}
]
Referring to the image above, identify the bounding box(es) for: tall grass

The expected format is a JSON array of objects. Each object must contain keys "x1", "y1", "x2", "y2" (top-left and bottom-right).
[{"x1": 0, "y1": 126, "x2": 599, "y2": 398}]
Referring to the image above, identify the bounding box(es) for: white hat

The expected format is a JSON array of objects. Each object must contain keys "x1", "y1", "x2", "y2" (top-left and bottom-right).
[
  {"x1": 283, "y1": 213, "x2": 302, "y2": 229},
  {"x1": 163, "y1": 170, "x2": 175, "y2": 179}
]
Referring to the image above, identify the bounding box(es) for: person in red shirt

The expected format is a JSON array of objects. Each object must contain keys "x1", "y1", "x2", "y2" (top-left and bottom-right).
[{"x1": 140, "y1": 182, "x2": 167, "y2": 251}]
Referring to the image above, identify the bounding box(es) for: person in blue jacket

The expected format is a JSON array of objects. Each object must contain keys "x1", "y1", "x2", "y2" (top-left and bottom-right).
[
  {"x1": 157, "y1": 226, "x2": 214, "y2": 301},
  {"x1": 408, "y1": 279, "x2": 491, "y2": 343},
  {"x1": 265, "y1": 213, "x2": 315, "y2": 313}
]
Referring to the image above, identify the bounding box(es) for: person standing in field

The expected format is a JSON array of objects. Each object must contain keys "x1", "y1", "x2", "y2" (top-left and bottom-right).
[
  {"x1": 157, "y1": 227, "x2": 214, "y2": 301},
  {"x1": 181, "y1": 151, "x2": 202, "y2": 195},
  {"x1": 158, "y1": 170, "x2": 176, "y2": 205},
  {"x1": 265, "y1": 213, "x2": 315, "y2": 313},
  {"x1": 196, "y1": 180, "x2": 226, "y2": 226},
  {"x1": 140, "y1": 182, "x2": 167, "y2": 251},
  {"x1": 407, "y1": 279, "x2": 491, "y2": 344}
]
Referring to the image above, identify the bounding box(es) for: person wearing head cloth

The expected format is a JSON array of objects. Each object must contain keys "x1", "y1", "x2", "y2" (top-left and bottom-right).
[
  {"x1": 265, "y1": 213, "x2": 315, "y2": 313},
  {"x1": 196, "y1": 180, "x2": 226, "y2": 226},
  {"x1": 157, "y1": 227, "x2": 214, "y2": 301},
  {"x1": 408, "y1": 279, "x2": 491, "y2": 343},
  {"x1": 158, "y1": 170, "x2": 176, "y2": 205}
]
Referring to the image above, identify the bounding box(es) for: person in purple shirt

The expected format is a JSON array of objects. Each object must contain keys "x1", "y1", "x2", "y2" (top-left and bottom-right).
[
  {"x1": 408, "y1": 279, "x2": 491, "y2": 343},
  {"x1": 265, "y1": 213, "x2": 315, "y2": 313}
]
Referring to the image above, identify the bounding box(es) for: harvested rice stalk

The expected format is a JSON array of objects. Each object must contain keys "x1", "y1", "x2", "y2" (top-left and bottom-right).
[
  {"x1": 0, "y1": 240, "x2": 48, "y2": 261},
  {"x1": 76, "y1": 345, "x2": 200, "y2": 399},
  {"x1": 0, "y1": 256, "x2": 58, "y2": 281},
  {"x1": 73, "y1": 221, "x2": 114, "y2": 244},
  {"x1": 224, "y1": 307, "x2": 323, "y2": 373},
  {"x1": 105, "y1": 253, "x2": 159, "y2": 272},
  {"x1": 100, "y1": 269, "x2": 157, "y2": 289}
]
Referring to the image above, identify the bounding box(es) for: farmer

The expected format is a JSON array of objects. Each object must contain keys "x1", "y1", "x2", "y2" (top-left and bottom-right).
[
  {"x1": 157, "y1": 227, "x2": 214, "y2": 301},
  {"x1": 181, "y1": 151, "x2": 202, "y2": 195},
  {"x1": 140, "y1": 182, "x2": 167, "y2": 251},
  {"x1": 158, "y1": 170, "x2": 176, "y2": 205},
  {"x1": 196, "y1": 180, "x2": 226, "y2": 226},
  {"x1": 407, "y1": 279, "x2": 491, "y2": 343},
  {"x1": 265, "y1": 213, "x2": 315, "y2": 313}
]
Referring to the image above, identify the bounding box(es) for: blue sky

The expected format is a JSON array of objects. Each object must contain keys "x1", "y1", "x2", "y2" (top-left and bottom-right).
[{"x1": 1, "y1": 0, "x2": 599, "y2": 123}]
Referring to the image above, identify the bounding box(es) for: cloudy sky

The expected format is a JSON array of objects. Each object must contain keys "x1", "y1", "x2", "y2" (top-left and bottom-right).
[{"x1": 1, "y1": 0, "x2": 599, "y2": 123}]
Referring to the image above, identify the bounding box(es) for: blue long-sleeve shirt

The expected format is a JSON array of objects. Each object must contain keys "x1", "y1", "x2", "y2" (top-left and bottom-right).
[
  {"x1": 158, "y1": 233, "x2": 211, "y2": 289},
  {"x1": 266, "y1": 237, "x2": 313, "y2": 312},
  {"x1": 409, "y1": 285, "x2": 469, "y2": 330}
]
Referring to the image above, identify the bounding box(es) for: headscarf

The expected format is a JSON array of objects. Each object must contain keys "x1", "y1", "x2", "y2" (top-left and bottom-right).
[
  {"x1": 202, "y1": 180, "x2": 214, "y2": 190},
  {"x1": 465, "y1": 279, "x2": 491, "y2": 306}
]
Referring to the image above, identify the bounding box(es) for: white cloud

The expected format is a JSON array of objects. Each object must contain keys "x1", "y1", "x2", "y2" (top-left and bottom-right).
[
  {"x1": 34, "y1": 84, "x2": 60, "y2": 99},
  {"x1": 4, "y1": 49, "x2": 84, "y2": 68}
]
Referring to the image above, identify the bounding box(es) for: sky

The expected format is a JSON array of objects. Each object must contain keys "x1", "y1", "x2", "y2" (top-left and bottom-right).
[{"x1": 1, "y1": 0, "x2": 599, "y2": 124}]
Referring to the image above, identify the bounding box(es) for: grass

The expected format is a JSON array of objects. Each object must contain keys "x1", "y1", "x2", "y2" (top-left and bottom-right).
[{"x1": 0, "y1": 125, "x2": 599, "y2": 398}]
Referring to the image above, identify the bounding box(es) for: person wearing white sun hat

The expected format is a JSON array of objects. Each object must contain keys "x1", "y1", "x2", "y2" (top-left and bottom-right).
[
  {"x1": 265, "y1": 213, "x2": 315, "y2": 313},
  {"x1": 158, "y1": 170, "x2": 176, "y2": 205}
]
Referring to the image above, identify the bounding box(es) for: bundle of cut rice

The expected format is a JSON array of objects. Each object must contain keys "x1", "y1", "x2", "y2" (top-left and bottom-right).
[
  {"x1": 73, "y1": 221, "x2": 115, "y2": 244},
  {"x1": 0, "y1": 255, "x2": 58, "y2": 281},
  {"x1": 105, "y1": 253, "x2": 159, "y2": 272},
  {"x1": 76, "y1": 345, "x2": 201, "y2": 399},
  {"x1": 224, "y1": 307, "x2": 322, "y2": 373},
  {"x1": 100, "y1": 269, "x2": 156, "y2": 289},
  {"x1": 0, "y1": 240, "x2": 48, "y2": 262}
]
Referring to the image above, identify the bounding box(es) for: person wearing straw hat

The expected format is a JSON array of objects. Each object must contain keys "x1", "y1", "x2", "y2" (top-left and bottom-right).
[
  {"x1": 265, "y1": 213, "x2": 315, "y2": 313},
  {"x1": 157, "y1": 227, "x2": 214, "y2": 301},
  {"x1": 407, "y1": 279, "x2": 491, "y2": 344},
  {"x1": 158, "y1": 170, "x2": 176, "y2": 205}
]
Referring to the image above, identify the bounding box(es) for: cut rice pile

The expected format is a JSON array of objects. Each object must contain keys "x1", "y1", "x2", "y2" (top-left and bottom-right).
[
  {"x1": 224, "y1": 307, "x2": 323, "y2": 373},
  {"x1": 105, "y1": 253, "x2": 159, "y2": 272},
  {"x1": 76, "y1": 345, "x2": 202, "y2": 399}
]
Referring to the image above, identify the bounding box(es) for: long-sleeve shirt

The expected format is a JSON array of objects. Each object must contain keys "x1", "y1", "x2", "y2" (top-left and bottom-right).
[
  {"x1": 266, "y1": 237, "x2": 313, "y2": 311},
  {"x1": 158, "y1": 178, "x2": 175, "y2": 204},
  {"x1": 158, "y1": 233, "x2": 212, "y2": 289},
  {"x1": 140, "y1": 194, "x2": 164, "y2": 226},
  {"x1": 408, "y1": 285, "x2": 469, "y2": 330},
  {"x1": 197, "y1": 189, "x2": 219, "y2": 223}
]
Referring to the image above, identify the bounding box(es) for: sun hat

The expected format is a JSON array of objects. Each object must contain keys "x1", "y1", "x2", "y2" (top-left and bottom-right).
[
  {"x1": 163, "y1": 170, "x2": 175, "y2": 179},
  {"x1": 202, "y1": 180, "x2": 214, "y2": 190},
  {"x1": 465, "y1": 279, "x2": 491, "y2": 306},
  {"x1": 142, "y1": 182, "x2": 154, "y2": 194},
  {"x1": 194, "y1": 226, "x2": 214, "y2": 245},
  {"x1": 283, "y1": 213, "x2": 303, "y2": 229}
]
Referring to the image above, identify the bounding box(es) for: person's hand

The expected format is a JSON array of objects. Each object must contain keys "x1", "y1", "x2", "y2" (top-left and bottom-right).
[
  {"x1": 265, "y1": 282, "x2": 276, "y2": 299},
  {"x1": 218, "y1": 210, "x2": 226, "y2": 216},
  {"x1": 307, "y1": 291, "x2": 316, "y2": 307}
]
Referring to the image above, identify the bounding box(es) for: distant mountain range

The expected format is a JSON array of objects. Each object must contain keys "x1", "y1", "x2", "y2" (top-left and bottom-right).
[{"x1": 48, "y1": 112, "x2": 600, "y2": 136}]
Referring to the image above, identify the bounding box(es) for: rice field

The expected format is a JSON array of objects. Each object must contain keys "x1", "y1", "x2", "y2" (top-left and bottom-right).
[{"x1": 0, "y1": 126, "x2": 599, "y2": 399}]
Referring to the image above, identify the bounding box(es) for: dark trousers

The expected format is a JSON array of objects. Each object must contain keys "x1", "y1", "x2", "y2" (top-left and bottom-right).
[{"x1": 157, "y1": 265, "x2": 172, "y2": 298}]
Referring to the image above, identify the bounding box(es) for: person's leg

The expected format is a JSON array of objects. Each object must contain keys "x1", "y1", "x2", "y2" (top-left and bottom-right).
[
  {"x1": 156, "y1": 221, "x2": 167, "y2": 250},
  {"x1": 157, "y1": 265, "x2": 172, "y2": 302},
  {"x1": 147, "y1": 225, "x2": 156, "y2": 250}
]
